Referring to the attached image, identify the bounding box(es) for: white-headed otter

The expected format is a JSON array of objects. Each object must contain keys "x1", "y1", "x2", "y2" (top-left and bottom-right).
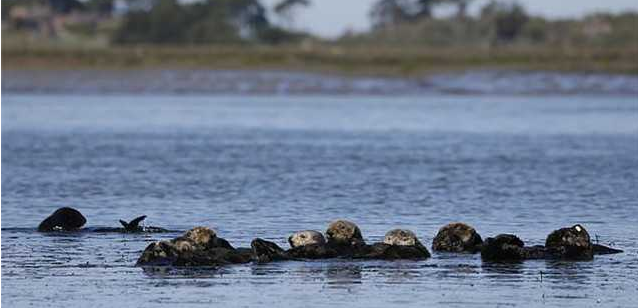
[{"x1": 360, "y1": 229, "x2": 431, "y2": 260}]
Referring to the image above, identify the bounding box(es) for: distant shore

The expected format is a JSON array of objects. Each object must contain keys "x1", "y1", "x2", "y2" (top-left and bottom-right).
[
  {"x1": 3, "y1": 68, "x2": 637, "y2": 96},
  {"x1": 3, "y1": 45, "x2": 638, "y2": 76}
]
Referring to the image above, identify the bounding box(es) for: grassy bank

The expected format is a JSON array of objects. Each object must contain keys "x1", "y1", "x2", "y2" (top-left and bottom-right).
[{"x1": 3, "y1": 44, "x2": 637, "y2": 76}]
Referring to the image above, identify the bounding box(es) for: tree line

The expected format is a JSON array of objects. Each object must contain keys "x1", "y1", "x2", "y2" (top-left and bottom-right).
[{"x1": 2, "y1": 0, "x2": 636, "y2": 47}]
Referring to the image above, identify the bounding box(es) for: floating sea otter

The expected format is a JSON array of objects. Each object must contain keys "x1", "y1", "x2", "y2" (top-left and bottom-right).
[
  {"x1": 136, "y1": 227, "x2": 253, "y2": 266},
  {"x1": 432, "y1": 222, "x2": 484, "y2": 253},
  {"x1": 37, "y1": 207, "x2": 170, "y2": 233},
  {"x1": 38, "y1": 207, "x2": 87, "y2": 232},
  {"x1": 251, "y1": 220, "x2": 431, "y2": 262},
  {"x1": 480, "y1": 224, "x2": 623, "y2": 262},
  {"x1": 359, "y1": 229, "x2": 431, "y2": 260}
]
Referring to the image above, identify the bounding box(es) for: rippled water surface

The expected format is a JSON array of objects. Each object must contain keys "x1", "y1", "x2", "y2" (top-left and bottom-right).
[{"x1": 2, "y1": 93, "x2": 638, "y2": 307}]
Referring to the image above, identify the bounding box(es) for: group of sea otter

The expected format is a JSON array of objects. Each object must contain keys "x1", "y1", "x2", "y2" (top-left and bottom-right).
[{"x1": 38, "y1": 207, "x2": 623, "y2": 267}]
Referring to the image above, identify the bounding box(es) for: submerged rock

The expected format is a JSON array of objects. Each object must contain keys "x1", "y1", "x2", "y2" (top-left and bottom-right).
[
  {"x1": 432, "y1": 223, "x2": 483, "y2": 253},
  {"x1": 38, "y1": 207, "x2": 87, "y2": 232},
  {"x1": 136, "y1": 227, "x2": 251, "y2": 266}
]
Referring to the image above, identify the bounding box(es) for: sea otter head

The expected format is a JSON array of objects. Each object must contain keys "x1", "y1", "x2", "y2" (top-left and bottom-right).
[
  {"x1": 288, "y1": 230, "x2": 326, "y2": 248},
  {"x1": 182, "y1": 227, "x2": 217, "y2": 247},
  {"x1": 545, "y1": 224, "x2": 593, "y2": 260},
  {"x1": 325, "y1": 219, "x2": 365, "y2": 246},
  {"x1": 383, "y1": 229, "x2": 420, "y2": 246}
]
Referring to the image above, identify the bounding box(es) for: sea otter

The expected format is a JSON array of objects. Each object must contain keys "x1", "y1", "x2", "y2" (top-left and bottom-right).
[
  {"x1": 432, "y1": 222, "x2": 483, "y2": 253},
  {"x1": 481, "y1": 225, "x2": 623, "y2": 262},
  {"x1": 286, "y1": 230, "x2": 339, "y2": 259},
  {"x1": 480, "y1": 234, "x2": 545, "y2": 261},
  {"x1": 92, "y1": 215, "x2": 169, "y2": 233},
  {"x1": 136, "y1": 227, "x2": 252, "y2": 266},
  {"x1": 37, "y1": 207, "x2": 87, "y2": 232},
  {"x1": 356, "y1": 229, "x2": 431, "y2": 260},
  {"x1": 38, "y1": 207, "x2": 170, "y2": 233},
  {"x1": 252, "y1": 221, "x2": 431, "y2": 262}
]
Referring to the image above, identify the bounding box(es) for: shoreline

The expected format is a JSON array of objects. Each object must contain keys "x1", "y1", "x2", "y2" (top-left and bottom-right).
[
  {"x1": 3, "y1": 68, "x2": 637, "y2": 96},
  {"x1": 3, "y1": 45, "x2": 638, "y2": 77}
]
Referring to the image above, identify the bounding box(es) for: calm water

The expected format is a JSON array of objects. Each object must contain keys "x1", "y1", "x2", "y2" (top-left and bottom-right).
[{"x1": 2, "y1": 93, "x2": 638, "y2": 307}]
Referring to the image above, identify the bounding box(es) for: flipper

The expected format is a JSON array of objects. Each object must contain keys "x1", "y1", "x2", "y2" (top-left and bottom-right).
[
  {"x1": 593, "y1": 244, "x2": 623, "y2": 255},
  {"x1": 120, "y1": 215, "x2": 147, "y2": 232},
  {"x1": 251, "y1": 238, "x2": 290, "y2": 263}
]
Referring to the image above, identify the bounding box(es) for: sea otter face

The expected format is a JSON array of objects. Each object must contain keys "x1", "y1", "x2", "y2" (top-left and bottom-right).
[
  {"x1": 545, "y1": 224, "x2": 593, "y2": 260},
  {"x1": 326, "y1": 220, "x2": 364, "y2": 246},
  {"x1": 383, "y1": 229, "x2": 419, "y2": 246},
  {"x1": 432, "y1": 222, "x2": 483, "y2": 253},
  {"x1": 183, "y1": 227, "x2": 217, "y2": 246},
  {"x1": 288, "y1": 230, "x2": 326, "y2": 248}
]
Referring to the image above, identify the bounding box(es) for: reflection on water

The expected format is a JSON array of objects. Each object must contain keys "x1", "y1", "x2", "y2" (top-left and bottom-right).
[{"x1": 2, "y1": 93, "x2": 637, "y2": 308}]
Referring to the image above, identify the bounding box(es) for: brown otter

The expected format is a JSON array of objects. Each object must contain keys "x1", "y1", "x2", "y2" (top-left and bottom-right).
[
  {"x1": 136, "y1": 227, "x2": 252, "y2": 266},
  {"x1": 358, "y1": 229, "x2": 431, "y2": 260},
  {"x1": 253, "y1": 223, "x2": 431, "y2": 262},
  {"x1": 432, "y1": 223, "x2": 483, "y2": 253}
]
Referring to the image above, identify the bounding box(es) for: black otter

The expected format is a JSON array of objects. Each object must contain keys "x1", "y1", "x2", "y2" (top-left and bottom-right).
[
  {"x1": 38, "y1": 207, "x2": 170, "y2": 233},
  {"x1": 481, "y1": 224, "x2": 623, "y2": 262},
  {"x1": 38, "y1": 207, "x2": 87, "y2": 232}
]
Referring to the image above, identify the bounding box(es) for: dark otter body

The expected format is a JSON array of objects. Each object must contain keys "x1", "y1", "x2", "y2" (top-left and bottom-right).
[
  {"x1": 251, "y1": 238, "x2": 290, "y2": 263},
  {"x1": 481, "y1": 234, "x2": 529, "y2": 261},
  {"x1": 432, "y1": 223, "x2": 483, "y2": 253},
  {"x1": 287, "y1": 243, "x2": 340, "y2": 259},
  {"x1": 38, "y1": 208, "x2": 171, "y2": 233},
  {"x1": 251, "y1": 224, "x2": 430, "y2": 262},
  {"x1": 137, "y1": 227, "x2": 252, "y2": 267},
  {"x1": 38, "y1": 207, "x2": 87, "y2": 232},
  {"x1": 481, "y1": 225, "x2": 622, "y2": 262},
  {"x1": 355, "y1": 242, "x2": 430, "y2": 260},
  {"x1": 545, "y1": 224, "x2": 593, "y2": 260}
]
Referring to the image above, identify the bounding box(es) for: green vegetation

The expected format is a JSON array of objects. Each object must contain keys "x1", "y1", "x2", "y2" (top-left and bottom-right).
[{"x1": 2, "y1": 0, "x2": 637, "y2": 75}]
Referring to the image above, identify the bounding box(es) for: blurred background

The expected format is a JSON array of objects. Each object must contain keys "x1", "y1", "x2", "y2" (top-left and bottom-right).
[{"x1": 2, "y1": 0, "x2": 637, "y2": 75}]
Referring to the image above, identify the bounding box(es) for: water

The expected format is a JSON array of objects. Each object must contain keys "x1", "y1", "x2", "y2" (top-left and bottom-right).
[{"x1": 2, "y1": 93, "x2": 638, "y2": 307}]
